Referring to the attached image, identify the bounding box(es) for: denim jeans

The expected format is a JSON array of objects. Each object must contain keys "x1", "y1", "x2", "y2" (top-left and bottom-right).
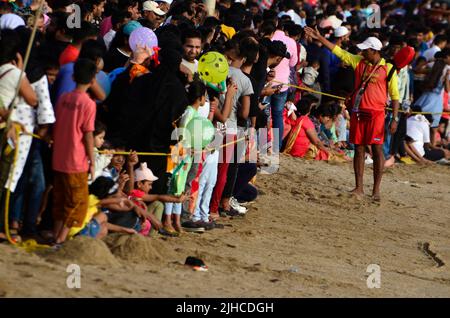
[
  {"x1": 269, "y1": 90, "x2": 288, "y2": 151},
  {"x1": 233, "y1": 163, "x2": 258, "y2": 203},
  {"x1": 11, "y1": 141, "x2": 45, "y2": 235},
  {"x1": 164, "y1": 202, "x2": 182, "y2": 216},
  {"x1": 383, "y1": 113, "x2": 392, "y2": 159},
  {"x1": 193, "y1": 151, "x2": 219, "y2": 222}
]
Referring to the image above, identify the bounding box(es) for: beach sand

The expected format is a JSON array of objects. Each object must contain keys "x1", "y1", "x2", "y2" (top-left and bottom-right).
[{"x1": 1, "y1": 155, "x2": 449, "y2": 297}]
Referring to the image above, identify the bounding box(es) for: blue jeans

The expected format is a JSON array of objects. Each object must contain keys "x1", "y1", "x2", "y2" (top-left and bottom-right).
[
  {"x1": 193, "y1": 152, "x2": 219, "y2": 222},
  {"x1": 11, "y1": 141, "x2": 45, "y2": 235},
  {"x1": 269, "y1": 91, "x2": 288, "y2": 151},
  {"x1": 164, "y1": 202, "x2": 182, "y2": 215},
  {"x1": 383, "y1": 113, "x2": 392, "y2": 159}
]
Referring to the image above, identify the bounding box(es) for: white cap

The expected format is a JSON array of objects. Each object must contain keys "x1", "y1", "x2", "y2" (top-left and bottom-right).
[
  {"x1": 357, "y1": 37, "x2": 383, "y2": 51},
  {"x1": 328, "y1": 15, "x2": 343, "y2": 29},
  {"x1": 142, "y1": 1, "x2": 166, "y2": 16},
  {"x1": 334, "y1": 26, "x2": 349, "y2": 38},
  {"x1": 134, "y1": 163, "x2": 159, "y2": 182},
  {"x1": 156, "y1": 0, "x2": 173, "y2": 4},
  {"x1": 0, "y1": 13, "x2": 25, "y2": 30}
]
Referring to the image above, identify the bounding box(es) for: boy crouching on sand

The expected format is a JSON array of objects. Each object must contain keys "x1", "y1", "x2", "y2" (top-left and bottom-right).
[{"x1": 52, "y1": 59, "x2": 97, "y2": 244}]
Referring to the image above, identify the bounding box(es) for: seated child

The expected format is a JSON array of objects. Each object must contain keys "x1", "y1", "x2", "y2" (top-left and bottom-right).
[
  {"x1": 302, "y1": 60, "x2": 320, "y2": 87},
  {"x1": 68, "y1": 177, "x2": 114, "y2": 239},
  {"x1": 91, "y1": 120, "x2": 112, "y2": 183},
  {"x1": 131, "y1": 162, "x2": 189, "y2": 236}
]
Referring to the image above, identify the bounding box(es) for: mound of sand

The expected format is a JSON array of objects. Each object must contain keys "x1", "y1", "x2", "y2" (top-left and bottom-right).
[
  {"x1": 104, "y1": 233, "x2": 169, "y2": 263},
  {"x1": 45, "y1": 236, "x2": 120, "y2": 267}
]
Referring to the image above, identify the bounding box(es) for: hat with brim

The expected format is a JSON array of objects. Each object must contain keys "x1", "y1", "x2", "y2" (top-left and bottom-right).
[
  {"x1": 357, "y1": 37, "x2": 383, "y2": 51},
  {"x1": 334, "y1": 26, "x2": 349, "y2": 38},
  {"x1": 135, "y1": 163, "x2": 159, "y2": 182},
  {"x1": 143, "y1": 1, "x2": 166, "y2": 16}
]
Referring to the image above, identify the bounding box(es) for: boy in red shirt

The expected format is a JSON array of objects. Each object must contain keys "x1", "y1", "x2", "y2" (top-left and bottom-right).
[{"x1": 52, "y1": 59, "x2": 97, "y2": 244}]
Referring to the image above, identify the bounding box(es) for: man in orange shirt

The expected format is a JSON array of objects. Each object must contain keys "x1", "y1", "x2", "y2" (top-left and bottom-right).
[{"x1": 305, "y1": 27, "x2": 400, "y2": 201}]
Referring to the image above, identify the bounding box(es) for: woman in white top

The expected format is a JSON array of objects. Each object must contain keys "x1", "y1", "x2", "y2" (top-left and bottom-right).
[{"x1": 0, "y1": 29, "x2": 38, "y2": 242}]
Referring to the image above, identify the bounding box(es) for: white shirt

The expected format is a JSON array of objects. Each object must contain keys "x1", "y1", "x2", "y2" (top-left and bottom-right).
[
  {"x1": 423, "y1": 45, "x2": 441, "y2": 62},
  {"x1": 197, "y1": 100, "x2": 210, "y2": 119},
  {"x1": 278, "y1": 10, "x2": 304, "y2": 26},
  {"x1": 103, "y1": 29, "x2": 116, "y2": 50},
  {"x1": 181, "y1": 58, "x2": 198, "y2": 74},
  {"x1": 406, "y1": 115, "x2": 430, "y2": 157}
]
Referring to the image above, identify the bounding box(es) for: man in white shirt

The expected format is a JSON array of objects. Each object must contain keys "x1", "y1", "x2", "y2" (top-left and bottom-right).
[
  {"x1": 181, "y1": 29, "x2": 202, "y2": 75},
  {"x1": 103, "y1": 11, "x2": 130, "y2": 50},
  {"x1": 423, "y1": 34, "x2": 447, "y2": 62}
]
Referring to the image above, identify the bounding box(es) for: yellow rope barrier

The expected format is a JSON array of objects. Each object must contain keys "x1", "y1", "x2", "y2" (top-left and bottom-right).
[
  {"x1": 271, "y1": 80, "x2": 346, "y2": 100},
  {"x1": 273, "y1": 80, "x2": 450, "y2": 115}
]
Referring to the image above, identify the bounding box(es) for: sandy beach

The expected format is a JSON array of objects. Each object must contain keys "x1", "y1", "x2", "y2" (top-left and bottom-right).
[{"x1": 1, "y1": 155, "x2": 449, "y2": 297}]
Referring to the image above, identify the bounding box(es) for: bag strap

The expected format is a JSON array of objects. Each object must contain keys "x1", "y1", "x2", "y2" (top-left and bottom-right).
[
  {"x1": 386, "y1": 63, "x2": 396, "y2": 93},
  {"x1": 0, "y1": 68, "x2": 13, "y2": 82},
  {"x1": 283, "y1": 117, "x2": 305, "y2": 154}
]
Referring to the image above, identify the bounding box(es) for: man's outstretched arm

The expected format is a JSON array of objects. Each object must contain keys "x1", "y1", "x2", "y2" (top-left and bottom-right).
[{"x1": 304, "y1": 27, "x2": 362, "y2": 70}]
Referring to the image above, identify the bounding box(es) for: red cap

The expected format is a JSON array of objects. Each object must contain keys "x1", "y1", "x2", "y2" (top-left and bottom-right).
[{"x1": 394, "y1": 46, "x2": 415, "y2": 70}]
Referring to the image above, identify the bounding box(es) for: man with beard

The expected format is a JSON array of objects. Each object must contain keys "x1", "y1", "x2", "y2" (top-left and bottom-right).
[
  {"x1": 140, "y1": 1, "x2": 166, "y2": 31},
  {"x1": 181, "y1": 29, "x2": 203, "y2": 74}
]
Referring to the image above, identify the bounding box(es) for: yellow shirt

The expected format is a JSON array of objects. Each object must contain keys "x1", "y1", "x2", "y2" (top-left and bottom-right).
[
  {"x1": 68, "y1": 195, "x2": 100, "y2": 238},
  {"x1": 332, "y1": 46, "x2": 400, "y2": 108}
]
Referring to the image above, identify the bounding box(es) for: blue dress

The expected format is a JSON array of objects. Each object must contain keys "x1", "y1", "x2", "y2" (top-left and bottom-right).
[{"x1": 414, "y1": 77, "x2": 444, "y2": 128}]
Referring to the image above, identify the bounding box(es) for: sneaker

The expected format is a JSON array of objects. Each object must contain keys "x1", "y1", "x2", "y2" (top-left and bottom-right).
[
  {"x1": 219, "y1": 207, "x2": 243, "y2": 217},
  {"x1": 197, "y1": 221, "x2": 215, "y2": 231},
  {"x1": 230, "y1": 197, "x2": 248, "y2": 214},
  {"x1": 364, "y1": 156, "x2": 373, "y2": 165},
  {"x1": 237, "y1": 200, "x2": 256, "y2": 207},
  {"x1": 181, "y1": 221, "x2": 205, "y2": 233}
]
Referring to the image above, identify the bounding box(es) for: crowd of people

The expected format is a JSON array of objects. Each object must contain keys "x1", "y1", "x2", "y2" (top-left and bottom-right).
[{"x1": 0, "y1": 0, "x2": 449, "y2": 245}]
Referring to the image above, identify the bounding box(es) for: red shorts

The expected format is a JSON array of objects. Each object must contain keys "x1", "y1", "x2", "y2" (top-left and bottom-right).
[{"x1": 349, "y1": 110, "x2": 385, "y2": 145}]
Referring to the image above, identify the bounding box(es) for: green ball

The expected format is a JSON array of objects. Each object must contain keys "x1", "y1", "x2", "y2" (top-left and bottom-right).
[
  {"x1": 198, "y1": 52, "x2": 229, "y2": 84},
  {"x1": 185, "y1": 117, "x2": 215, "y2": 149}
]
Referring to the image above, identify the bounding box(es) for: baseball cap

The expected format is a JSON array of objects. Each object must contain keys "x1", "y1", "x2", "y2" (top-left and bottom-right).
[
  {"x1": 334, "y1": 26, "x2": 349, "y2": 38},
  {"x1": 357, "y1": 37, "x2": 383, "y2": 51},
  {"x1": 142, "y1": 1, "x2": 165, "y2": 16},
  {"x1": 267, "y1": 40, "x2": 290, "y2": 59},
  {"x1": 135, "y1": 163, "x2": 159, "y2": 182}
]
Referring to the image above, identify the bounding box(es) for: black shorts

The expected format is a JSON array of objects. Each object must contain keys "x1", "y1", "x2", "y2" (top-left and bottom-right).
[{"x1": 424, "y1": 148, "x2": 445, "y2": 161}]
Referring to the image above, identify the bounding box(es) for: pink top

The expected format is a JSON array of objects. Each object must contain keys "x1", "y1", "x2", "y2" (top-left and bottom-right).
[
  {"x1": 52, "y1": 90, "x2": 96, "y2": 173},
  {"x1": 272, "y1": 30, "x2": 298, "y2": 92}
]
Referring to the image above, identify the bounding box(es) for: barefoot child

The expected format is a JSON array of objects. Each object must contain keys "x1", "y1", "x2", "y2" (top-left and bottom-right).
[{"x1": 52, "y1": 59, "x2": 97, "y2": 244}]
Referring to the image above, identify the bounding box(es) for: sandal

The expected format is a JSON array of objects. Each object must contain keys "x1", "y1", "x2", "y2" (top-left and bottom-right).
[
  {"x1": 159, "y1": 227, "x2": 179, "y2": 237},
  {"x1": 9, "y1": 229, "x2": 22, "y2": 243}
]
